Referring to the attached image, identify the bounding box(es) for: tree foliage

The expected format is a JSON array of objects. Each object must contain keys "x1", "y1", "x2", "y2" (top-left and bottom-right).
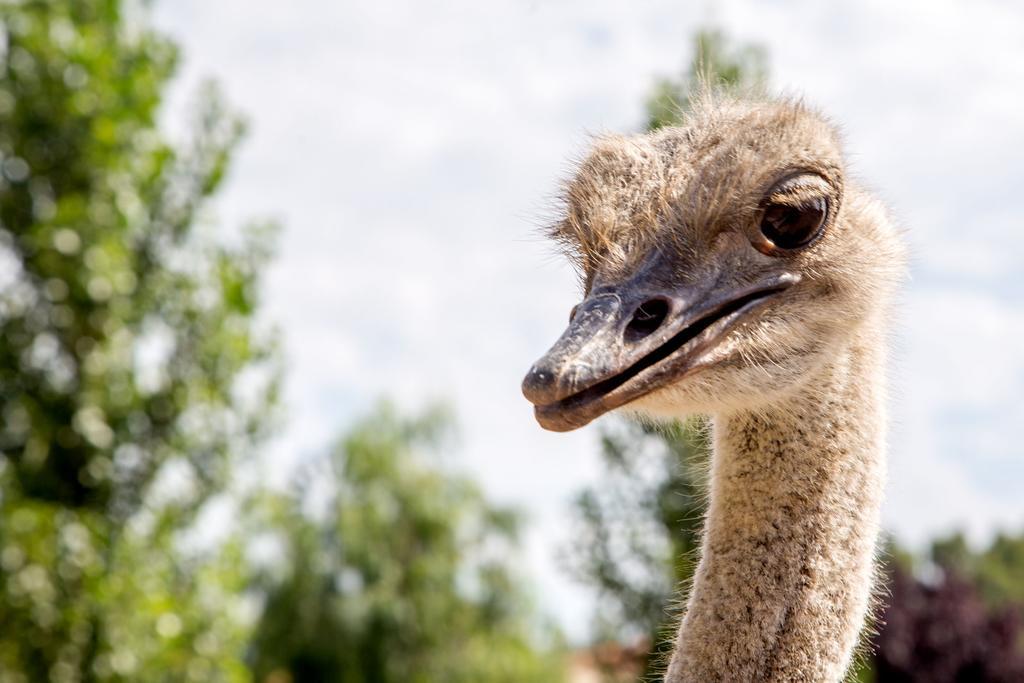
[
  {"x1": 564, "y1": 419, "x2": 708, "y2": 675},
  {"x1": 0, "y1": 1, "x2": 277, "y2": 679},
  {"x1": 929, "y1": 531, "x2": 1024, "y2": 608},
  {"x1": 645, "y1": 29, "x2": 768, "y2": 130},
  {"x1": 0, "y1": 492, "x2": 253, "y2": 682},
  {"x1": 0, "y1": 0, "x2": 277, "y2": 516},
  {"x1": 247, "y1": 403, "x2": 565, "y2": 683}
]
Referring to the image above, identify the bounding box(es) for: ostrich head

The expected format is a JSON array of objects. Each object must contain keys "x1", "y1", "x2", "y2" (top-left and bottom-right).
[{"x1": 522, "y1": 97, "x2": 903, "y2": 431}]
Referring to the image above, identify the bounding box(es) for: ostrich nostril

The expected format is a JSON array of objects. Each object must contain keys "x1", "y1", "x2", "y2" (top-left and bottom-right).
[{"x1": 624, "y1": 298, "x2": 670, "y2": 343}]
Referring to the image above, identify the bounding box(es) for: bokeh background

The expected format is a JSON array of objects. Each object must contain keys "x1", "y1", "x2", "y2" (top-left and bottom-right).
[{"x1": 1, "y1": 1, "x2": 1022, "y2": 681}]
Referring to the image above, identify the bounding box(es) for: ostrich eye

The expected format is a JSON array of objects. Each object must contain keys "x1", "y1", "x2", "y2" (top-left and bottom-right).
[{"x1": 759, "y1": 196, "x2": 828, "y2": 251}]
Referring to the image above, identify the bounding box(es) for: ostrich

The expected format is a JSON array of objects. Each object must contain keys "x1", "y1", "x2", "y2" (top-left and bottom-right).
[{"x1": 522, "y1": 94, "x2": 904, "y2": 682}]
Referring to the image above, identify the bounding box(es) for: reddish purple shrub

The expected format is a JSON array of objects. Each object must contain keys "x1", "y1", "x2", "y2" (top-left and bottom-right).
[{"x1": 872, "y1": 566, "x2": 1024, "y2": 683}]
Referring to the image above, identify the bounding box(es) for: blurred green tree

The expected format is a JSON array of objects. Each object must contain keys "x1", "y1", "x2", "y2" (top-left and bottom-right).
[
  {"x1": 645, "y1": 29, "x2": 768, "y2": 130},
  {"x1": 0, "y1": 1, "x2": 277, "y2": 679},
  {"x1": 930, "y1": 531, "x2": 1024, "y2": 607},
  {"x1": 563, "y1": 420, "x2": 709, "y2": 675},
  {"x1": 246, "y1": 403, "x2": 566, "y2": 683},
  {"x1": 564, "y1": 29, "x2": 768, "y2": 679}
]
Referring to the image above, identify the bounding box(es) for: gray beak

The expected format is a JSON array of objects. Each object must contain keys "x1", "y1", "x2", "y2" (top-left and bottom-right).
[{"x1": 522, "y1": 268, "x2": 798, "y2": 431}]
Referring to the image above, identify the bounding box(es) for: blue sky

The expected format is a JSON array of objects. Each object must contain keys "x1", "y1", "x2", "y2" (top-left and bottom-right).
[{"x1": 154, "y1": 0, "x2": 1024, "y2": 641}]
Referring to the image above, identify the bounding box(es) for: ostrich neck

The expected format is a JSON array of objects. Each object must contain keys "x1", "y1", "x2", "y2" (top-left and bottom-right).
[{"x1": 666, "y1": 333, "x2": 887, "y2": 682}]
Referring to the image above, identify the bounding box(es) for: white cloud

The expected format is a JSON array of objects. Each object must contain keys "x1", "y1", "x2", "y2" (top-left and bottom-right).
[{"x1": 153, "y1": 0, "x2": 1024, "y2": 641}]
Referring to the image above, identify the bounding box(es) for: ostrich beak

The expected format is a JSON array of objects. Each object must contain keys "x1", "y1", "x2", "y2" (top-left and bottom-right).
[{"x1": 521, "y1": 271, "x2": 798, "y2": 432}]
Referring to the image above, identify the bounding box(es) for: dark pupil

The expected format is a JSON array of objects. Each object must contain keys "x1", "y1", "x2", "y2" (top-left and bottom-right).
[{"x1": 760, "y1": 198, "x2": 826, "y2": 249}]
